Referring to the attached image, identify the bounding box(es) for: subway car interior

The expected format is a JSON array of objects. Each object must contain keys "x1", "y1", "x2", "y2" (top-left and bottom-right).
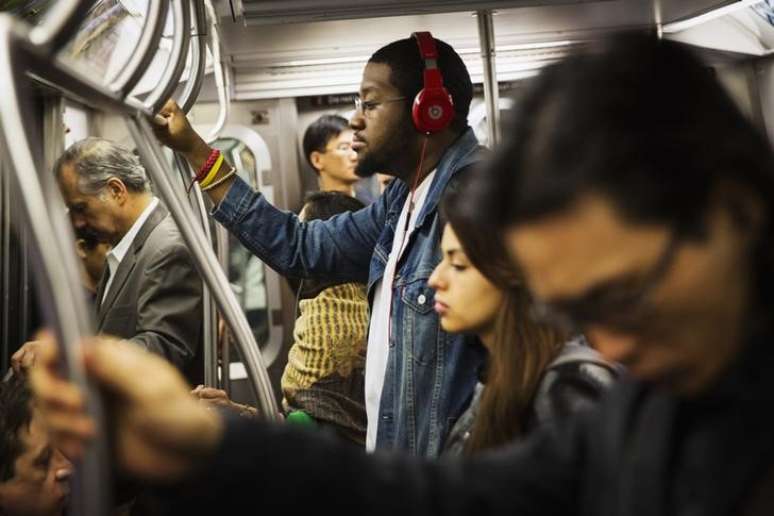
[{"x1": 1, "y1": 0, "x2": 774, "y2": 514}]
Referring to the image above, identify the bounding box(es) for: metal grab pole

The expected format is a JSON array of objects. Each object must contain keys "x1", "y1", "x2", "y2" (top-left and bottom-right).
[
  {"x1": 477, "y1": 10, "x2": 500, "y2": 147},
  {"x1": 0, "y1": 15, "x2": 111, "y2": 516},
  {"x1": 174, "y1": 153, "x2": 219, "y2": 388},
  {"x1": 214, "y1": 223, "x2": 230, "y2": 391},
  {"x1": 180, "y1": 0, "x2": 207, "y2": 114},
  {"x1": 127, "y1": 114, "x2": 279, "y2": 418},
  {"x1": 146, "y1": 0, "x2": 191, "y2": 112}
]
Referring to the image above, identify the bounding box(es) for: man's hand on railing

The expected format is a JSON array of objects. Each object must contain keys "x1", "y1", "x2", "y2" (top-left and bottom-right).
[
  {"x1": 153, "y1": 99, "x2": 212, "y2": 171},
  {"x1": 11, "y1": 339, "x2": 43, "y2": 376},
  {"x1": 192, "y1": 385, "x2": 258, "y2": 418}
]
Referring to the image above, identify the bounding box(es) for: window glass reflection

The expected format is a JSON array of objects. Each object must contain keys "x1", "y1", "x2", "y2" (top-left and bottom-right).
[{"x1": 57, "y1": 0, "x2": 148, "y2": 86}]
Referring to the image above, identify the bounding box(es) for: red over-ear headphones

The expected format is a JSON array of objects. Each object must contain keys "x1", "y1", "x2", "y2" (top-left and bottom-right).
[{"x1": 411, "y1": 32, "x2": 454, "y2": 134}]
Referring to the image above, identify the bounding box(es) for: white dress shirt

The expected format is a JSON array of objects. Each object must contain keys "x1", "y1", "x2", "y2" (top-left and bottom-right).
[{"x1": 101, "y1": 197, "x2": 159, "y2": 306}]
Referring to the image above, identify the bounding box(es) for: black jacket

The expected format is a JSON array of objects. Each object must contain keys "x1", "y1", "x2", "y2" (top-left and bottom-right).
[
  {"x1": 443, "y1": 339, "x2": 618, "y2": 456},
  {"x1": 163, "y1": 331, "x2": 774, "y2": 516}
]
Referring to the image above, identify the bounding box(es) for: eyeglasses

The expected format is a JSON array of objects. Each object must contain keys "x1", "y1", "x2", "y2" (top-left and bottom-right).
[
  {"x1": 329, "y1": 142, "x2": 354, "y2": 153},
  {"x1": 530, "y1": 232, "x2": 682, "y2": 335},
  {"x1": 353, "y1": 96, "x2": 407, "y2": 117}
]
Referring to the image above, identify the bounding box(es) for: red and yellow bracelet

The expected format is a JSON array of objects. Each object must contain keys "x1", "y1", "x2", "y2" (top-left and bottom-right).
[
  {"x1": 188, "y1": 148, "x2": 224, "y2": 192},
  {"x1": 199, "y1": 153, "x2": 225, "y2": 189}
]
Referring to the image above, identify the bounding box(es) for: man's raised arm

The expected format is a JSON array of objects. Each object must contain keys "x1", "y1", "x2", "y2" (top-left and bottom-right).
[{"x1": 152, "y1": 99, "x2": 385, "y2": 284}]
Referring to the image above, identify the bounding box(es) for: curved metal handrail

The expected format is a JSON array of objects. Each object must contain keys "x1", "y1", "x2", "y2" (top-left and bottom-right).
[
  {"x1": 128, "y1": 114, "x2": 279, "y2": 418},
  {"x1": 174, "y1": 153, "x2": 219, "y2": 387},
  {"x1": 28, "y1": 0, "x2": 96, "y2": 54},
  {"x1": 145, "y1": 0, "x2": 191, "y2": 112},
  {"x1": 193, "y1": 185, "x2": 219, "y2": 388},
  {"x1": 204, "y1": 0, "x2": 229, "y2": 143},
  {"x1": 0, "y1": 15, "x2": 111, "y2": 516},
  {"x1": 109, "y1": 0, "x2": 168, "y2": 98},
  {"x1": 180, "y1": 0, "x2": 207, "y2": 114},
  {"x1": 16, "y1": 11, "x2": 276, "y2": 416}
]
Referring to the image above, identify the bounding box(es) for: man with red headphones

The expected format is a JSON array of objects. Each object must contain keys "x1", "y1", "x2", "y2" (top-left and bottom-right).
[{"x1": 154, "y1": 32, "x2": 486, "y2": 457}]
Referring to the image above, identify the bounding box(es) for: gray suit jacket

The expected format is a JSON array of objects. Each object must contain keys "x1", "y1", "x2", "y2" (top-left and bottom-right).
[{"x1": 95, "y1": 203, "x2": 203, "y2": 384}]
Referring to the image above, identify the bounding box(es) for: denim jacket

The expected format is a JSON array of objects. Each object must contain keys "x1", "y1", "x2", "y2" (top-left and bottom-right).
[{"x1": 212, "y1": 128, "x2": 486, "y2": 456}]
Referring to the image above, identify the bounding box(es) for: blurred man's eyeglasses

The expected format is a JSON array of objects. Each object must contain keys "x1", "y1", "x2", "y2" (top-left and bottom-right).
[{"x1": 530, "y1": 232, "x2": 682, "y2": 335}]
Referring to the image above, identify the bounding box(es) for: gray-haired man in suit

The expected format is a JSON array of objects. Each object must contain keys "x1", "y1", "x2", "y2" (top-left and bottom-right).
[{"x1": 42, "y1": 137, "x2": 202, "y2": 384}]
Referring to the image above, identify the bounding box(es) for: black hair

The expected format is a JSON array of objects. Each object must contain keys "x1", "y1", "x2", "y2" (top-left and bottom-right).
[
  {"x1": 369, "y1": 36, "x2": 472, "y2": 132},
  {"x1": 296, "y1": 191, "x2": 366, "y2": 299},
  {"x1": 479, "y1": 32, "x2": 774, "y2": 237},
  {"x1": 303, "y1": 191, "x2": 365, "y2": 221},
  {"x1": 471, "y1": 31, "x2": 774, "y2": 319},
  {"x1": 302, "y1": 115, "x2": 351, "y2": 173},
  {"x1": 0, "y1": 378, "x2": 33, "y2": 481}
]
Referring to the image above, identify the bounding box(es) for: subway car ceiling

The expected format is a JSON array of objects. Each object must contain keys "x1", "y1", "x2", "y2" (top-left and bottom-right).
[
  {"x1": 8, "y1": 1, "x2": 774, "y2": 106},
  {"x1": 216, "y1": 0, "x2": 774, "y2": 100}
]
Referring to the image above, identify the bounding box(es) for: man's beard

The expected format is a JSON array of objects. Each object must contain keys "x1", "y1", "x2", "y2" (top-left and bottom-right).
[{"x1": 355, "y1": 118, "x2": 415, "y2": 179}]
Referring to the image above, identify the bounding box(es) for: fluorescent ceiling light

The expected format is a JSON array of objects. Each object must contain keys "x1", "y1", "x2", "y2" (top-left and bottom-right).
[
  {"x1": 662, "y1": 0, "x2": 762, "y2": 33},
  {"x1": 232, "y1": 40, "x2": 576, "y2": 70},
  {"x1": 497, "y1": 40, "x2": 579, "y2": 52}
]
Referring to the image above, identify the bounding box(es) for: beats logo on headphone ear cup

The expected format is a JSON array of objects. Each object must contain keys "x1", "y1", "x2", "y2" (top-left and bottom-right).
[{"x1": 413, "y1": 87, "x2": 454, "y2": 134}]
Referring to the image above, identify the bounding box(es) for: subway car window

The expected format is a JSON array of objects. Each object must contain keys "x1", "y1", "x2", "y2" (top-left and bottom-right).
[
  {"x1": 57, "y1": 0, "x2": 150, "y2": 83},
  {"x1": 211, "y1": 137, "x2": 270, "y2": 347}
]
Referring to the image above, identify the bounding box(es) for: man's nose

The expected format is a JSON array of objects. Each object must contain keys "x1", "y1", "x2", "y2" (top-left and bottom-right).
[{"x1": 350, "y1": 112, "x2": 365, "y2": 130}]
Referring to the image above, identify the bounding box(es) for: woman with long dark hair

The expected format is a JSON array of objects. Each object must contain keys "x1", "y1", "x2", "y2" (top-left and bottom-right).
[{"x1": 429, "y1": 177, "x2": 618, "y2": 455}]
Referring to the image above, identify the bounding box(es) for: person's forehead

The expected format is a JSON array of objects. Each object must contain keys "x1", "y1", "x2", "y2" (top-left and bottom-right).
[
  {"x1": 58, "y1": 163, "x2": 86, "y2": 201},
  {"x1": 441, "y1": 224, "x2": 459, "y2": 247},
  {"x1": 328, "y1": 130, "x2": 353, "y2": 145},
  {"x1": 507, "y1": 195, "x2": 670, "y2": 300},
  {"x1": 360, "y1": 62, "x2": 398, "y2": 96}
]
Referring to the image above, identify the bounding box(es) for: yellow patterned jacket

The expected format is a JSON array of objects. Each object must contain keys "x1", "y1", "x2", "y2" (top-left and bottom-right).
[{"x1": 281, "y1": 282, "x2": 369, "y2": 444}]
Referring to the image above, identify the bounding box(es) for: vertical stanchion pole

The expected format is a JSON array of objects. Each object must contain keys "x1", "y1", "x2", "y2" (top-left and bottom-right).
[{"x1": 477, "y1": 10, "x2": 500, "y2": 148}]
